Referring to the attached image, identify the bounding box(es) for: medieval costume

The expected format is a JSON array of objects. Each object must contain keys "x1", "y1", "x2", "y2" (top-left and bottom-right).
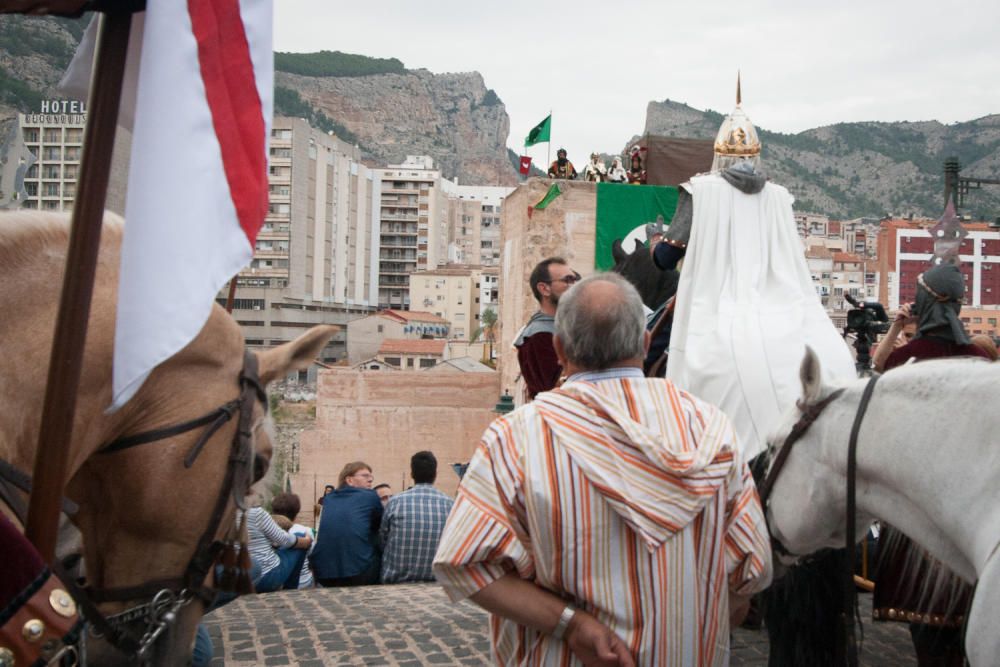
[
  {"x1": 627, "y1": 150, "x2": 646, "y2": 184},
  {"x1": 663, "y1": 82, "x2": 854, "y2": 460},
  {"x1": 606, "y1": 157, "x2": 627, "y2": 183},
  {"x1": 583, "y1": 153, "x2": 607, "y2": 182},
  {"x1": 874, "y1": 263, "x2": 988, "y2": 667},
  {"x1": 547, "y1": 148, "x2": 577, "y2": 180},
  {"x1": 513, "y1": 311, "x2": 562, "y2": 400}
]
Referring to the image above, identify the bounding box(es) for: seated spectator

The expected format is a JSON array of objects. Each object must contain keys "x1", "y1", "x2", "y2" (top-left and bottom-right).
[
  {"x1": 380, "y1": 452, "x2": 454, "y2": 583},
  {"x1": 244, "y1": 504, "x2": 311, "y2": 593},
  {"x1": 374, "y1": 483, "x2": 393, "y2": 506},
  {"x1": 310, "y1": 462, "x2": 383, "y2": 587},
  {"x1": 272, "y1": 493, "x2": 316, "y2": 589}
]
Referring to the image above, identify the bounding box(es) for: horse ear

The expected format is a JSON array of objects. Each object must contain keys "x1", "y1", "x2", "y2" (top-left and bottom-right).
[
  {"x1": 257, "y1": 325, "x2": 338, "y2": 386},
  {"x1": 633, "y1": 238, "x2": 644, "y2": 252},
  {"x1": 612, "y1": 239, "x2": 627, "y2": 264},
  {"x1": 799, "y1": 346, "x2": 823, "y2": 405}
]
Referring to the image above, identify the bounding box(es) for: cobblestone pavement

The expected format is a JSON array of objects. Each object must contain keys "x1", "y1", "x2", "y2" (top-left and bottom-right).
[{"x1": 203, "y1": 584, "x2": 917, "y2": 666}]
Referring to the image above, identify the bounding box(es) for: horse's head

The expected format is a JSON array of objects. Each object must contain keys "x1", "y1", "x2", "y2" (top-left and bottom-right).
[
  {"x1": 70, "y1": 309, "x2": 336, "y2": 665},
  {"x1": 763, "y1": 347, "x2": 871, "y2": 564},
  {"x1": 610, "y1": 237, "x2": 678, "y2": 311}
]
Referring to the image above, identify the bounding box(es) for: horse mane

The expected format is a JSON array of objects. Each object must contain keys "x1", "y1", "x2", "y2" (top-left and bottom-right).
[{"x1": 0, "y1": 209, "x2": 123, "y2": 271}]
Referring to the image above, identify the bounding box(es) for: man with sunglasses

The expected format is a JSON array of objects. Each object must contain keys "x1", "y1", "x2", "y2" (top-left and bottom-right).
[{"x1": 514, "y1": 257, "x2": 581, "y2": 400}]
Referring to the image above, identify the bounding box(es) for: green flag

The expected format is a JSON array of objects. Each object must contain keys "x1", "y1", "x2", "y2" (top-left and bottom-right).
[
  {"x1": 533, "y1": 183, "x2": 562, "y2": 211},
  {"x1": 594, "y1": 183, "x2": 679, "y2": 270},
  {"x1": 525, "y1": 114, "x2": 551, "y2": 147}
]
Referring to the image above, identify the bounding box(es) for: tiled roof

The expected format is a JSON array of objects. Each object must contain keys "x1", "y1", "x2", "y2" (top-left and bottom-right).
[
  {"x1": 832, "y1": 252, "x2": 863, "y2": 263},
  {"x1": 378, "y1": 339, "x2": 446, "y2": 356},
  {"x1": 380, "y1": 309, "x2": 450, "y2": 324}
]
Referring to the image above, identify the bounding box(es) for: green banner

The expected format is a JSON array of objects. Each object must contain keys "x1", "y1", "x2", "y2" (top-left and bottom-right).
[
  {"x1": 533, "y1": 183, "x2": 562, "y2": 210},
  {"x1": 594, "y1": 183, "x2": 679, "y2": 270},
  {"x1": 525, "y1": 114, "x2": 551, "y2": 147}
]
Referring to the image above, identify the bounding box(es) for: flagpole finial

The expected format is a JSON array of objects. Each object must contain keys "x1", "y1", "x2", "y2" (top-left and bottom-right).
[{"x1": 736, "y1": 71, "x2": 741, "y2": 106}]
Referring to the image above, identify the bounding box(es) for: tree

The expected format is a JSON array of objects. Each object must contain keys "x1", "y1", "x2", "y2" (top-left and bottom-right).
[{"x1": 471, "y1": 308, "x2": 498, "y2": 366}]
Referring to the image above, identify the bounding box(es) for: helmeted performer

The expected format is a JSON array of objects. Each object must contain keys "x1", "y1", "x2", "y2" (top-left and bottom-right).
[
  {"x1": 652, "y1": 80, "x2": 854, "y2": 461},
  {"x1": 606, "y1": 156, "x2": 627, "y2": 183},
  {"x1": 547, "y1": 148, "x2": 577, "y2": 180},
  {"x1": 583, "y1": 152, "x2": 607, "y2": 182},
  {"x1": 626, "y1": 148, "x2": 646, "y2": 184}
]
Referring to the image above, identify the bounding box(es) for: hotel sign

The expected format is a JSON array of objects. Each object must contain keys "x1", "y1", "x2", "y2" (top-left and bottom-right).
[{"x1": 24, "y1": 100, "x2": 88, "y2": 125}]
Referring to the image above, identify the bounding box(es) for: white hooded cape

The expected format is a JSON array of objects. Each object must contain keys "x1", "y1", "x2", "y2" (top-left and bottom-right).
[{"x1": 666, "y1": 173, "x2": 855, "y2": 459}]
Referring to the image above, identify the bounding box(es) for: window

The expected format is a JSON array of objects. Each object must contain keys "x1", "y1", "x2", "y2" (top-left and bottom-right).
[
  {"x1": 377, "y1": 325, "x2": 383, "y2": 333},
  {"x1": 407, "y1": 357, "x2": 414, "y2": 368},
  {"x1": 65, "y1": 128, "x2": 82, "y2": 143},
  {"x1": 384, "y1": 356, "x2": 401, "y2": 367},
  {"x1": 270, "y1": 147, "x2": 291, "y2": 158},
  {"x1": 64, "y1": 146, "x2": 81, "y2": 160},
  {"x1": 44, "y1": 129, "x2": 61, "y2": 142},
  {"x1": 42, "y1": 182, "x2": 60, "y2": 196},
  {"x1": 42, "y1": 165, "x2": 60, "y2": 179},
  {"x1": 42, "y1": 146, "x2": 61, "y2": 160},
  {"x1": 22, "y1": 128, "x2": 39, "y2": 143},
  {"x1": 419, "y1": 358, "x2": 436, "y2": 368}
]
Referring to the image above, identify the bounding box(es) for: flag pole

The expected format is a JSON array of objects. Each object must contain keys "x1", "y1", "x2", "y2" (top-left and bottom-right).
[
  {"x1": 546, "y1": 109, "x2": 552, "y2": 171},
  {"x1": 25, "y1": 10, "x2": 133, "y2": 561}
]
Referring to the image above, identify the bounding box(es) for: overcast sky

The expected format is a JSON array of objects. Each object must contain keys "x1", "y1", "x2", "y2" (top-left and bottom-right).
[{"x1": 275, "y1": 0, "x2": 1000, "y2": 167}]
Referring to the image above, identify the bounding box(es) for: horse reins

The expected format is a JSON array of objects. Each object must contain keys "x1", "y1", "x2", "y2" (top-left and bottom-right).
[
  {"x1": 760, "y1": 374, "x2": 880, "y2": 667},
  {"x1": 47, "y1": 349, "x2": 266, "y2": 660}
]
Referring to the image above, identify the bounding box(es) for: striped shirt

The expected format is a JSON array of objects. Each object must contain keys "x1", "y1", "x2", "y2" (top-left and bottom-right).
[
  {"x1": 243, "y1": 506, "x2": 295, "y2": 577},
  {"x1": 380, "y1": 484, "x2": 454, "y2": 583},
  {"x1": 433, "y1": 376, "x2": 771, "y2": 666}
]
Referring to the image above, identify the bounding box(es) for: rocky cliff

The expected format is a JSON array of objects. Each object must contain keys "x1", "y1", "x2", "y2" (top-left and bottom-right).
[
  {"x1": 643, "y1": 99, "x2": 1000, "y2": 220},
  {"x1": 277, "y1": 66, "x2": 516, "y2": 185}
]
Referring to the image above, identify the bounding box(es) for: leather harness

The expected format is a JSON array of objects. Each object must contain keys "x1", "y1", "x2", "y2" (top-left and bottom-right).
[
  {"x1": 1, "y1": 349, "x2": 266, "y2": 661},
  {"x1": 758, "y1": 374, "x2": 881, "y2": 667}
]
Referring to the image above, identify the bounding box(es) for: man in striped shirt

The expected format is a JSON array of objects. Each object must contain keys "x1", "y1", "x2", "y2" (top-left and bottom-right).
[{"x1": 434, "y1": 273, "x2": 772, "y2": 666}]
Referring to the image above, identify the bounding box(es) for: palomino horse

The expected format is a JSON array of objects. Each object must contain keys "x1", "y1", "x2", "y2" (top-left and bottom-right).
[
  {"x1": 765, "y1": 348, "x2": 1000, "y2": 665},
  {"x1": 0, "y1": 210, "x2": 336, "y2": 665}
]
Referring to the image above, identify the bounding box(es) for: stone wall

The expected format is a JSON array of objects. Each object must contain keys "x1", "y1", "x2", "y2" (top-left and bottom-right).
[
  {"x1": 290, "y1": 368, "x2": 500, "y2": 526},
  {"x1": 498, "y1": 178, "x2": 598, "y2": 400}
]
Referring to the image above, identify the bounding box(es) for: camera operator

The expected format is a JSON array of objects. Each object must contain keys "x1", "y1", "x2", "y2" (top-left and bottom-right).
[{"x1": 871, "y1": 302, "x2": 917, "y2": 372}]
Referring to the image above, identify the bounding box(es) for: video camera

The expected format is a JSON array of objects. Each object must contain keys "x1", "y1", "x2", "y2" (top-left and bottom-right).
[{"x1": 843, "y1": 294, "x2": 891, "y2": 374}]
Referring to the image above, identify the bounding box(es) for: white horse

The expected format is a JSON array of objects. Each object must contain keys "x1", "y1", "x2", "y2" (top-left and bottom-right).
[{"x1": 765, "y1": 348, "x2": 1000, "y2": 666}]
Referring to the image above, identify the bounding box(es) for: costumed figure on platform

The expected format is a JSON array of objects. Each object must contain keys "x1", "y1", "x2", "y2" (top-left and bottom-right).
[
  {"x1": 654, "y1": 78, "x2": 855, "y2": 461},
  {"x1": 626, "y1": 148, "x2": 646, "y2": 184},
  {"x1": 650, "y1": 77, "x2": 856, "y2": 665},
  {"x1": 583, "y1": 152, "x2": 607, "y2": 182},
  {"x1": 547, "y1": 148, "x2": 577, "y2": 180},
  {"x1": 606, "y1": 157, "x2": 627, "y2": 183}
]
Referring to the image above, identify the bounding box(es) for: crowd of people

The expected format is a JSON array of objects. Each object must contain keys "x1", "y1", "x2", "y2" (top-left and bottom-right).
[
  {"x1": 239, "y1": 451, "x2": 454, "y2": 593},
  {"x1": 547, "y1": 147, "x2": 647, "y2": 184}
]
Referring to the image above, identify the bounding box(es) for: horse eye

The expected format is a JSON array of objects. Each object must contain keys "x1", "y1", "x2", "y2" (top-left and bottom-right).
[{"x1": 253, "y1": 453, "x2": 269, "y2": 483}]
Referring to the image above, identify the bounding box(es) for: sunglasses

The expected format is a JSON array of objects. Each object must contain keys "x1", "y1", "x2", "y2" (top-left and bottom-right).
[{"x1": 543, "y1": 273, "x2": 581, "y2": 286}]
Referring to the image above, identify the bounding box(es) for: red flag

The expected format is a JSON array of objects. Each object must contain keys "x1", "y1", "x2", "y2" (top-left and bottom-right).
[{"x1": 519, "y1": 155, "x2": 532, "y2": 176}]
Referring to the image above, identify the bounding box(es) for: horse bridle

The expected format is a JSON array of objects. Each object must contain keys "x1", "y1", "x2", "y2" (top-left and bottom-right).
[
  {"x1": 53, "y1": 349, "x2": 267, "y2": 661},
  {"x1": 757, "y1": 374, "x2": 880, "y2": 667}
]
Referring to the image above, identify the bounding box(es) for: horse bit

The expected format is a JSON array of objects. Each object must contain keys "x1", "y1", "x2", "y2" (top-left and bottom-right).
[{"x1": 1, "y1": 349, "x2": 266, "y2": 664}]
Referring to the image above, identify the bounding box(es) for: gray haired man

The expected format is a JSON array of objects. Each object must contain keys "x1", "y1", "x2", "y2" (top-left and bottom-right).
[{"x1": 434, "y1": 273, "x2": 771, "y2": 665}]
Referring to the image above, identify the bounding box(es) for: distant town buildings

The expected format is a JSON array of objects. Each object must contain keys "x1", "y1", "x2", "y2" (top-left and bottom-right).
[{"x1": 17, "y1": 106, "x2": 86, "y2": 212}]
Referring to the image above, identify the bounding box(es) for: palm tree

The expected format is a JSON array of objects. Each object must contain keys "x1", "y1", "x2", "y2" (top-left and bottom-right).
[{"x1": 472, "y1": 308, "x2": 498, "y2": 366}]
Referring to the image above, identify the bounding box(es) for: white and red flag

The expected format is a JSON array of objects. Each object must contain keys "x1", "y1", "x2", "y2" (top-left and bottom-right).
[
  {"x1": 519, "y1": 155, "x2": 532, "y2": 176},
  {"x1": 64, "y1": 1, "x2": 273, "y2": 409}
]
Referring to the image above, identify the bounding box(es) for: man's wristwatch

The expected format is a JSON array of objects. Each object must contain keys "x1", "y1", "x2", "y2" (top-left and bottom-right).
[{"x1": 551, "y1": 603, "x2": 577, "y2": 640}]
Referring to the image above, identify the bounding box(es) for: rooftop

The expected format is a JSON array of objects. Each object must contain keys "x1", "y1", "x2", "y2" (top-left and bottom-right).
[
  {"x1": 379, "y1": 309, "x2": 450, "y2": 325},
  {"x1": 378, "y1": 339, "x2": 447, "y2": 356}
]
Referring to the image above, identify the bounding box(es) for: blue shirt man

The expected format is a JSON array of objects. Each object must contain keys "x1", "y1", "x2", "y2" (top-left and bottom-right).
[
  {"x1": 380, "y1": 451, "x2": 454, "y2": 583},
  {"x1": 311, "y1": 462, "x2": 383, "y2": 586}
]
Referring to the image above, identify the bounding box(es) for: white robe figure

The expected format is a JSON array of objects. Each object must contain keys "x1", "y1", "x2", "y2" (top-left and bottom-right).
[{"x1": 666, "y1": 173, "x2": 854, "y2": 459}]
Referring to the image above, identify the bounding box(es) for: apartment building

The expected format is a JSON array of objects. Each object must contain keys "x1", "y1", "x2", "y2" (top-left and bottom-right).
[
  {"x1": 451, "y1": 185, "x2": 512, "y2": 266},
  {"x1": 17, "y1": 103, "x2": 86, "y2": 212},
  {"x1": 346, "y1": 309, "x2": 450, "y2": 365},
  {"x1": 375, "y1": 156, "x2": 455, "y2": 309},
  {"x1": 877, "y1": 218, "x2": 1000, "y2": 312},
  {"x1": 409, "y1": 266, "x2": 479, "y2": 339},
  {"x1": 225, "y1": 116, "x2": 379, "y2": 365}
]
